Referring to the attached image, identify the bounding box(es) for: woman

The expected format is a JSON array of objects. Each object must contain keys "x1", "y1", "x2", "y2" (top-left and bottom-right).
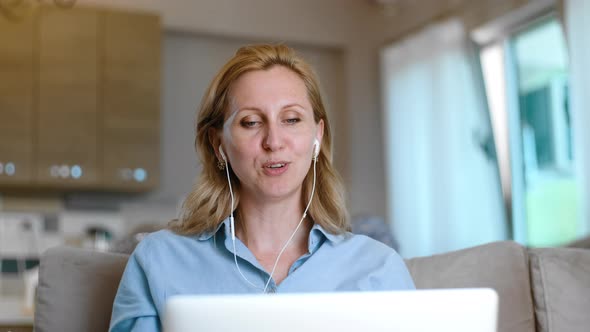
[{"x1": 109, "y1": 44, "x2": 414, "y2": 332}]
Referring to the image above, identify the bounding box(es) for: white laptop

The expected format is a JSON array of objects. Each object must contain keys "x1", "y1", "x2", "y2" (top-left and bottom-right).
[{"x1": 163, "y1": 288, "x2": 498, "y2": 332}]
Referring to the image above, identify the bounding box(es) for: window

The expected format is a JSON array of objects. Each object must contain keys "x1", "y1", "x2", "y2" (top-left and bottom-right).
[{"x1": 479, "y1": 14, "x2": 578, "y2": 247}]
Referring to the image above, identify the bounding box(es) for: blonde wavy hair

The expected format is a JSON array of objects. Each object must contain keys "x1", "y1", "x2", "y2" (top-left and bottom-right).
[{"x1": 170, "y1": 44, "x2": 349, "y2": 236}]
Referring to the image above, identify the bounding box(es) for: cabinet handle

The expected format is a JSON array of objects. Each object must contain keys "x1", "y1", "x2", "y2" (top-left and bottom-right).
[
  {"x1": 118, "y1": 168, "x2": 133, "y2": 181},
  {"x1": 0, "y1": 162, "x2": 16, "y2": 176},
  {"x1": 118, "y1": 167, "x2": 147, "y2": 182},
  {"x1": 133, "y1": 168, "x2": 147, "y2": 182},
  {"x1": 49, "y1": 164, "x2": 83, "y2": 179},
  {"x1": 59, "y1": 165, "x2": 70, "y2": 178},
  {"x1": 50, "y1": 165, "x2": 60, "y2": 178},
  {"x1": 71, "y1": 165, "x2": 83, "y2": 179}
]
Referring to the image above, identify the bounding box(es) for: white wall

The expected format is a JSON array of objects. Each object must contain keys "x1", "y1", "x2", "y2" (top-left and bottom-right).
[
  {"x1": 72, "y1": 0, "x2": 539, "y2": 226},
  {"x1": 76, "y1": 0, "x2": 387, "y2": 220},
  {"x1": 77, "y1": 0, "x2": 369, "y2": 47}
]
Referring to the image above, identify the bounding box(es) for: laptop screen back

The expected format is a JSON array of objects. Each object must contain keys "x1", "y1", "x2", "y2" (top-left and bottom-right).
[{"x1": 164, "y1": 288, "x2": 498, "y2": 332}]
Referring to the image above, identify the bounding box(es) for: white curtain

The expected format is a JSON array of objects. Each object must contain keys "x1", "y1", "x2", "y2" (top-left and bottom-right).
[
  {"x1": 380, "y1": 19, "x2": 507, "y2": 258},
  {"x1": 565, "y1": 0, "x2": 590, "y2": 237}
]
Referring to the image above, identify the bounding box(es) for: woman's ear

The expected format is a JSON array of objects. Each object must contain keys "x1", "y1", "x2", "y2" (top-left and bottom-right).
[
  {"x1": 208, "y1": 128, "x2": 221, "y2": 159},
  {"x1": 315, "y1": 119, "x2": 325, "y2": 146}
]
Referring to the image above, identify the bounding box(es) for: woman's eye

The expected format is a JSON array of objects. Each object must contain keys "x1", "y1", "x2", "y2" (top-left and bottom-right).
[
  {"x1": 285, "y1": 118, "x2": 300, "y2": 124},
  {"x1": 241, "y1": 120, "x2": 260, "y2": 128}
]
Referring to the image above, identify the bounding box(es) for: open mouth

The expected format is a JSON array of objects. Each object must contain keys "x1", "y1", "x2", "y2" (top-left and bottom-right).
[
  {"x1": 262, "y1": 161, "x2": 289, "y2": 173},
  {"x1": 262, "y1": 161, "x2": 289, "y2": 176},
  {"x1": 266, "y1": 163, "x2": 286, "y2": 169}
]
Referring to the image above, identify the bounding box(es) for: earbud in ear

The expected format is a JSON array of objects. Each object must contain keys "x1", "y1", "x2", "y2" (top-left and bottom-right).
[
  {"x1": 313, "y1": 139, "x2": 320, "y2": 159},
  {"x1": 219, "y1": 145, "x2": 227, "y2": 162}
]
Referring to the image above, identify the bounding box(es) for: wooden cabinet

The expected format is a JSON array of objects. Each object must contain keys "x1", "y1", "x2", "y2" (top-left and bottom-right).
[
  {"x1": 0, "y1": 14, "x2": 35, "y2": 185},
  {"x1": 102, "y1": 11, "x2": 160, "y2": 190},
  {"x1": 0, "y1": 6, "x2": 160, "y2": 192},
  {"x1": 0, "y1": 326, "x2": 33, "y2": 332},
  {"x1": 37, "y1": 7, "x2": 100, "y2": 187}
]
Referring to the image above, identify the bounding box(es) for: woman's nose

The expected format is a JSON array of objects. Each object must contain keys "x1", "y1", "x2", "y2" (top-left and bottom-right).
[{"x1": 262, "y1": 123, "x2": 283, "y2": 152}]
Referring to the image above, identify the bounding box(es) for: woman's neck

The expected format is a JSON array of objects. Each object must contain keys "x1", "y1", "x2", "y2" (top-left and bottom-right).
[{"x1": 235, "y1": 195, "x2": 311, "y2": 255}]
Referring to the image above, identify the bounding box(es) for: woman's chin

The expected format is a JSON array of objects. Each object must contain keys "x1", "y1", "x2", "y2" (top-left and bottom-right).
[{"x1": 256, "y1": 187, "x2": 301, "y2": 203}]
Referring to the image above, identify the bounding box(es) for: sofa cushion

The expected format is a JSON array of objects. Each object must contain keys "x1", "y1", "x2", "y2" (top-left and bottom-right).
[
  {"x1": 405, "y1": 241, "x2": 535, "y2": 332},
  {"x1": 529, "y1": 247, "x2": 590, "y2": 332},
  {"x1": 35, "y1": 246, "x2": 129, "y2": 332}
]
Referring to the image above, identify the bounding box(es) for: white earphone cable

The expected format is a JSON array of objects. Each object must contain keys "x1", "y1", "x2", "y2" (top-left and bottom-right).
[
  {"x1": 228, "y1": 151, "x2": 318, "y2": 293},
  {"x1": 225, "y1": 161, "x2": 236, "y2": 241},
  {"x1": 225, "y1": 163, "x2": 262, "y2": 289},
  {"x1": 262, "y1": 156, "x2": 317, "y2": 293}
]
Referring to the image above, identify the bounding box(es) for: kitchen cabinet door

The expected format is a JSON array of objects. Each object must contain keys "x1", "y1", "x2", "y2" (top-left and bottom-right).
[
  {"x1": 102, "y1": 10, "x2": 160, "y2": 191},
  {"x1": 36, "y1": 7, "x2": 99, "y2": 187},
  {"x1": 0, "y1": 14, "x2": 35, "y2": 185}
]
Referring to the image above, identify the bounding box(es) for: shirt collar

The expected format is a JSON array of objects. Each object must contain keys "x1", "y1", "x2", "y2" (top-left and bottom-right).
[
  {"x1": 196, "y1": 217, "x2": 348, "y2": 245},
  {"x1": 309, "y1": 223, "x2": 347, "y2": 245},
  {"x1": 197, "y1": 218, "x2": 229, "y2": 241}
]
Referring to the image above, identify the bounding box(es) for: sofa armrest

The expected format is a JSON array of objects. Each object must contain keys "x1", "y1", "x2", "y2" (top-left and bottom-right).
[
  {"x1": 34, "y1": 246, "x2": 129, "y2": 332},
  {"x1": 405, "y1": 241, "x2": 535, "y2": 332},
  {"x1": 529, "y1": 247, "x2": 590, "y2": 332}
]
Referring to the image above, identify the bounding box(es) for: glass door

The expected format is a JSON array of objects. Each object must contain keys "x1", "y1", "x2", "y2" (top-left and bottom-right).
[{"x1": 508, "y1": 16, "x2": 577, "y2": 247}]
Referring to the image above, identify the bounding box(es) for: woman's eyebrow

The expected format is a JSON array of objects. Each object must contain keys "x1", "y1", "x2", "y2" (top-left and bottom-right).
[
  {"x1": 236, "y1": 104, "x2": 306, "y2": 113},
  {"x1": 282, "y1": 103, "x2": 306, "y2": 110},
  {"x1": 236, "y1": 106, "x2": 263, "y2": 113}
]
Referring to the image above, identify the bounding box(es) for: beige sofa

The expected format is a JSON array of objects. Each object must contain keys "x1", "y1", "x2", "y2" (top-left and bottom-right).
[{"x1": 34, "y1": 241, "x2": 590, "y2": 332}]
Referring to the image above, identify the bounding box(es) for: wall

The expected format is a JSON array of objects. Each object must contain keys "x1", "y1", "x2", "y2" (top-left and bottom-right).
[
  {"x1": 77, "y1": 0, "x2": 369, "y2": 47},
  {"x1": 71, "y1": 0, "x2": 542, "y2": 224},
  {"x1": 76, "y1": 0, "x2": 379, "y2": 219},
  {"x1": 150, "y1": 32, "x2": 346, "y2": 207}
]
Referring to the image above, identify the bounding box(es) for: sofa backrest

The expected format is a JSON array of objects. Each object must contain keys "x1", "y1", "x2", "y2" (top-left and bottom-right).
[
  {"x1": 36, "y1": 241, "x2": 590, "y2": 332},
  {"x1": 529, "y1": 247, "x2": 590, "y2": 332},
  {"x1": 35, "y1": 246, "x2": 129, "y2": 332},
  {"x1": 405, "y1": 241, "x2": 536, "y2": 332}
]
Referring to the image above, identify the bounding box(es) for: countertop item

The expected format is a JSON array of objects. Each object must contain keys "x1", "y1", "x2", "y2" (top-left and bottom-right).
[{"x1": 0, "y1": 296, "x2": 33, "y2": 326}]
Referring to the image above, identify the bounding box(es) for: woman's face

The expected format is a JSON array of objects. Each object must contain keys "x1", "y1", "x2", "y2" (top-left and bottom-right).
[{"x1": 219, "y1": 65, "x2": 323, "y2": 203}]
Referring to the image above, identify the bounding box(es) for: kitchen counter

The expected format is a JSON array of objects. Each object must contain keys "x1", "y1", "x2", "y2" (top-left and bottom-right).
[{"x1": 0, "y1": 297, "x2": 33, "y2": 326}]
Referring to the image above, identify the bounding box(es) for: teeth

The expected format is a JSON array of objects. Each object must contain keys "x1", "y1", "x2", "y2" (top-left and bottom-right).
[{"x1": 267, "y1": 164, "x2": 284, "y2": 168}]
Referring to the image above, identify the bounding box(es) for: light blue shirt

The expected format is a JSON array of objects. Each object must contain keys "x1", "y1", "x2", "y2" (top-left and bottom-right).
[{"x1": 109, "y1": 218, "x2": 415, "y2": 332}]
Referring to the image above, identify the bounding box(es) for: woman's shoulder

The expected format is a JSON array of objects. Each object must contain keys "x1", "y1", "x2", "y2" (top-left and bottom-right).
[
  {"x1": 339, "y1": 233, "x2": 415, "y2": 289},
  {"x1": 137, "y1": 228, "x2": 184, "y2": 245},
  {"x1": 339, "y1": 232, "x2": 402, "y2": 258},
  {"x1": 313, "y1": 224, "x2": 399, "y2": 258},
  {"x1": 143, "y1": 228, "x2": 188, "y2": 241},
  {"x1": 131, "y1": 228, "x2": 200, "y2": 259}
]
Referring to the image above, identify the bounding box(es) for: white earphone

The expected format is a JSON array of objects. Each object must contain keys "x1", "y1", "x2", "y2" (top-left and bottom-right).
[
  {"x1": 219, "y1": 139, "x2": 319, "y2": 293},
  {"x1": 219, "y1": 145, "x2": 227, "y2": 162},
  {"x1": 219, "y1": 145, "x2": 235, "y2": 241},
  {"x1": 313, "y1": 139, "x2": 320, "y2": 160}
]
